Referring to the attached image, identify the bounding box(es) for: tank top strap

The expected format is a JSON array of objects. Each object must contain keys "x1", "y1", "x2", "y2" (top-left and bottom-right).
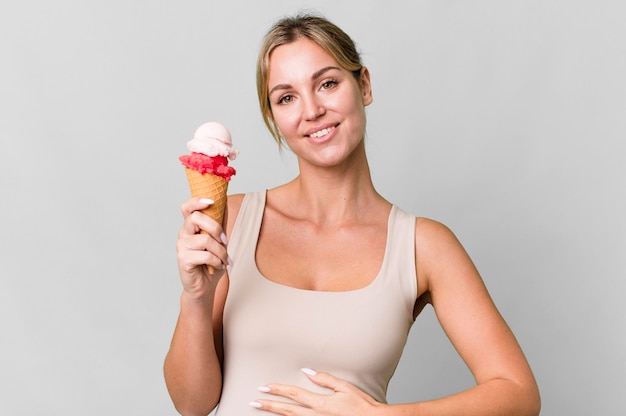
[
  {"x1": 228, "y1": 191, "x2": 266, "y2": 264},
  {"x1": 378, "y1": 205, "x2": 418, "y2": 318}
]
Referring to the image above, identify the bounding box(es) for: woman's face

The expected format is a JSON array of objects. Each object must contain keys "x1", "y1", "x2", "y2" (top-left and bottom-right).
[{"x1": 267, "y1": 37, "x2": 372, "y2": 168}]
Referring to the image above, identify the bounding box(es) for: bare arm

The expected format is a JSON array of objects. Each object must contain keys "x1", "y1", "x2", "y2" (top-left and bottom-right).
[
  {"x1": 164, "y1": 196, "x2": 243, "y2": 416},
  {"x1": 390, "y1": 218, "x2": 540, "y2": 416},
  {"x1": 164, "y1": 280, "x2": 227, "y2": 416}
]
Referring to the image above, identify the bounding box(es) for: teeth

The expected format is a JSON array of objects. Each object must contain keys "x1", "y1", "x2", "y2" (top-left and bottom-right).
[{"x1": 309, "y1": 127, "x2": 334, "y2": 138}]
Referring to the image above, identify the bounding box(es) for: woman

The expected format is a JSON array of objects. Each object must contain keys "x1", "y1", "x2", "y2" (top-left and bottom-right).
[{"x1": 164, "y1": 13, "x2": 540, "y2": 416}]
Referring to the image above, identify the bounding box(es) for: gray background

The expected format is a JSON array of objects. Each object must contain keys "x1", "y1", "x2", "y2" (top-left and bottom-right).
[{"x1": 1, "y1": 1, "x2": 624, "y2": 415}]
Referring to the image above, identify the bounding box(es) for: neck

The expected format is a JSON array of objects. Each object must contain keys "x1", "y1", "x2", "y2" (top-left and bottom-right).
[{"x1": 283, "y1": 145, "x2": 385, "y2": 226}]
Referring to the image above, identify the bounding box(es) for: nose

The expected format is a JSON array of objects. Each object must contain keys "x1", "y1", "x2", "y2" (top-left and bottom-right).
[{"x1": 302, "y1": 94, "x2": 325, "y2": 120}]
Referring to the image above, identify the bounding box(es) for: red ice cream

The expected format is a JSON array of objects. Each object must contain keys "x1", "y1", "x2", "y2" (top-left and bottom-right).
[{"x1": 179, "y1": 153, "x2": 236, "y2": 180}]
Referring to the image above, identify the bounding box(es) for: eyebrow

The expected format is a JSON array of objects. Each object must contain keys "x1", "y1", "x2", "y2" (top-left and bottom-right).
[{"x1": 268, "y1": 66, "x2": 341, "y2": 97}]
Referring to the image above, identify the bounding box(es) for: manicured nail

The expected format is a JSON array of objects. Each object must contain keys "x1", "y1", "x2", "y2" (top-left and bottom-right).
[
  {"x1": 257, "y1": 386, "x2": 271, "y2": 392},
  {"x1": 199, "y1": 198, "x2": 214, "y2": 205},
  {"x1": 249, "y1": 401, "x2": 262, "y2": 408},
  {"x1": 227, "y1": 255, "x2": 234, "y2": 267},
  {"x1": 301, "y1": 367, "x2": 317, "y2": 376},
  {"x1": 220, "y1": 233, "x2": 228, "y2": 245}
]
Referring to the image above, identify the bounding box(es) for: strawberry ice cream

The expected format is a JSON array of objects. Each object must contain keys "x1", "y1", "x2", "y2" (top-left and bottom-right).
[{"x1": 179, "y1": 122, "x2": 238, "y2": 180}]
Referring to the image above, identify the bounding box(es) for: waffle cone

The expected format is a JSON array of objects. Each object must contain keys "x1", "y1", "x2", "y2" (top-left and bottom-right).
[{"x1": 184, "y1": 168, "x2": 229, "y2": 225}]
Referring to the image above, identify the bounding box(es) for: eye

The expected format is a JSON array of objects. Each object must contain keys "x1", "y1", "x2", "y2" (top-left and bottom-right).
[
  {"x1": 278, "y1": 94, "x2": 294, "y2": 105},
  {"x1": 320, "y1": 79, "x2": 338, "y2": 90}
]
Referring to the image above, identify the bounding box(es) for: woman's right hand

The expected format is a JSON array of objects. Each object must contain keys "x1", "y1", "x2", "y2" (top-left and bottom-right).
[{"x1": 176, "y1": 197, "x2": 230, "y2": 300}]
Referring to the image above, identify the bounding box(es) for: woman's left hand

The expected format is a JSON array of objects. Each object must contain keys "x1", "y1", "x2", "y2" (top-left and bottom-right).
[{"x1": 250, "y1": 369, "x2": 385, "y2": 415}]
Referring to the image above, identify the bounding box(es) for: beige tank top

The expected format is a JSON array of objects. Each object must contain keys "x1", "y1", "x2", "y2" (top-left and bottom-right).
[{"x1": 216, "y1": 191, "x2": 417, "y2": 415}]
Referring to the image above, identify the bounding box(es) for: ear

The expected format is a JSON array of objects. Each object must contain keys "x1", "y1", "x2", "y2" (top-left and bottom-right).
[{"x1": 359, "y1": 67, "x2": 373, "y2": 106}]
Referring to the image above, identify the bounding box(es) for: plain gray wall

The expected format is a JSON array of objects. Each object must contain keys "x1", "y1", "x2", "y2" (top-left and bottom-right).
[{"x1": 1, "y1": 1, "x2": 624, "y2": 414}]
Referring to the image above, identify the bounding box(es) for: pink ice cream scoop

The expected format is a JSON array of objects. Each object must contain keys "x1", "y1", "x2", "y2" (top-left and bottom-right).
[{"x1": 179, "y1": 121, "x2": 238, "y2": 180}]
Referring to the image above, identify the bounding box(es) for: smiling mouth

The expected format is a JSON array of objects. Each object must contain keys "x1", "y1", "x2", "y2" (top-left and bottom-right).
[{"x1": 308, "y1": 126, "x2": 336, "y2": 138}]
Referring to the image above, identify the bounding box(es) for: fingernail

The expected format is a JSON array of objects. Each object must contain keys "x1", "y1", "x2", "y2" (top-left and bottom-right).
[
  {"x1": 227, "y1": 255, "x2": 234, "y2": 267},
  {"x1": 257, "y1": 386, "x2": 271, "y2": 392},
  {"x1": 220, "y1": 233, "x2": 228, "y2": 245},
  {"x1": 249, "y1": 401, "x2": 262, "y2": 408},
  {"x1": 301, "y1": 367, "x2": 317, "y2": 376},
  {"x1": 199, "y1": 198, "x2": 214, "y2": 205}
]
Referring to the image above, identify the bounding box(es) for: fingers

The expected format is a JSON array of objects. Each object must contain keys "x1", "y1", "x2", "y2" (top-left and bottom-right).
[
  {"x1": 303, "y1": 370, "x2": 381, "y2": 408},
  {"x1": 181, "y1": 197, "x2": 214, "y2": 219},
  {"x1": 177, "y1": 197, "x2": 231, "y2": 280},
  {"x1": 250, "y1": 370, "x2": 382, "y2": 414},
  {"x1": 250, "y1": 384, "x2": 324, "y2": 414},
  {"x1": 301, "y1": 368, "x2": 347, "y2": 393},
  {"x1": 250, "y1": 369, "x2": 335, "y2": 413},
  {"x1": 179, "y1": 197, "x2": 224, "y2": 240},
  {"x1": 177, "y1": 233, "x2": 229, "y2": 271}
]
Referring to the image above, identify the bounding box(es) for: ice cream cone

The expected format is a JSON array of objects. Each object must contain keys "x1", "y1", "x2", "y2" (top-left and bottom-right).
[
  {"x1": 184, "y1": 168, "x2": 229, "y2": 225},
  {"x1": 184, "y1": 168, "x2": 229, "y2": 274}
]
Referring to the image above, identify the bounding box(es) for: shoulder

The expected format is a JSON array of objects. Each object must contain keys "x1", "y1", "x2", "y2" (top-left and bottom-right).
[
  {"x1": 408, "y1": 215, "x2": 461, "y2": 256},
  {"x1": 415, "y1": 217, "x2": 460, "y2": 249},
  {"x1": 413, "y1": 217, "x2": 475, "y2": 293}
]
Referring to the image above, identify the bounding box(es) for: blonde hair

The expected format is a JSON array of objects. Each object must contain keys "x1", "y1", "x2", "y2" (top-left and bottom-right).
[{"x1": 256, "y1": 13, "x2": 364, "y2": 145}]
